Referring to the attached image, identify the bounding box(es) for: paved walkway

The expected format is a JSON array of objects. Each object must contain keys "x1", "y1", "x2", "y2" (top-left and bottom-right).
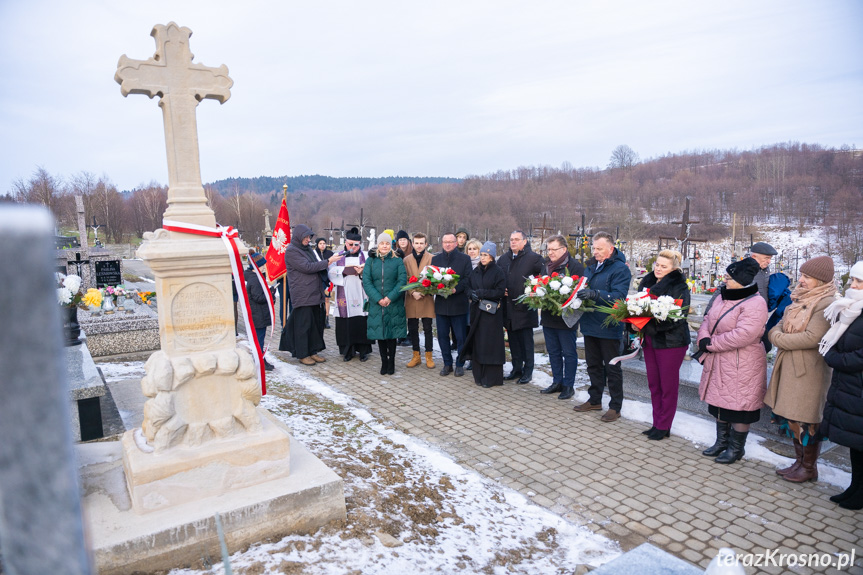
[{"x1": 272, "y1": 327, "x2": 863, "y2": 575}]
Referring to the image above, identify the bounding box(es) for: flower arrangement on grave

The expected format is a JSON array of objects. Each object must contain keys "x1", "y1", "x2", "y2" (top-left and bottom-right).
[
  {"x1": 56, "y1": 273, "x2": 86, "y2": 308},
  {"x1": 401, "y1": 265, "x2": 460, "y2": 298},
  {"x1": 105, "y1": 284, "x2": 128, "y2": 303},
  {"x1": 514, "y1": 271, "x2": 594, "y2": 316},
  {"x1": 82, "y1": 288, "x2": 103, "y2": 309},
  {"x1": 136, "y1": 291, "x2": 156, "y2": 305},
  {"x1": 596, "y1": 289, "x2": 688, "y2": 332}
]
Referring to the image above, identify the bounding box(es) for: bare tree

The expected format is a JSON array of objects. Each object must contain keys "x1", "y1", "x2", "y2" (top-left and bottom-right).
[{"x1": 608, "y1": 145, "x2": 640, "y2": 170}]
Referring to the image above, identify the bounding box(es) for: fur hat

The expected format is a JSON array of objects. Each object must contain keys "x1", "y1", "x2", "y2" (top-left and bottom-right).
[
  {"x1": 850, "y1": 261, "x2": 863, "y2": 282},
  {"x1": 799, "y1": 256, "x2": 835, "y2": 283},
  {"x1": 480, "y1": 241, "x2": 497, "y2": 258},
  {"x1": 726, "y1": 257, "x2": 760, "y2": 286}
]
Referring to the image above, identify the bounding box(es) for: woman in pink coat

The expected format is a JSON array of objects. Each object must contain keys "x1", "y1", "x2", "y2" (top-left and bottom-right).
[{"x1": 696, "y1": 258, "x2": 768, "y2": 464}]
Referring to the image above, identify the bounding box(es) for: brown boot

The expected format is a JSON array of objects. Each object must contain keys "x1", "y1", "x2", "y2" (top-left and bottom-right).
[
  {"x1": 407, "y1": 351, "x2": 421, "y2": 368},
  {"x1": 783, "y1": 441, "x2": 820, "y2": 483},
  {"x1": 299, "y1": 357, "x2": 316, "y2": 366},
  {"x1": 425, "y1": 352, "x2": 435, "y2": 369},
  {"x1": 776, "y1": 438, "x2": 803, "y2": 476}
]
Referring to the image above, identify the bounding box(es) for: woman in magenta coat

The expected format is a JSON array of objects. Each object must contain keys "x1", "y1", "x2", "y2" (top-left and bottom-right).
[{"x1": 696, "y1": 258, "x2": 768, "y2": 464}]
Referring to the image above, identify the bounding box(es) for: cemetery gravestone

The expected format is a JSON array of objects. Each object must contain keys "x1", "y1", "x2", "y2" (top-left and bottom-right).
[{"x1": 94, "y1": 259, "x2": 122, "y2": 287}]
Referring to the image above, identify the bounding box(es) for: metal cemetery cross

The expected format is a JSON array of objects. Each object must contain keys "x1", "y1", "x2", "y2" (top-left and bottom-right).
[{"x1": 115, "y1": 22, "x2": 233, "y2": 227}]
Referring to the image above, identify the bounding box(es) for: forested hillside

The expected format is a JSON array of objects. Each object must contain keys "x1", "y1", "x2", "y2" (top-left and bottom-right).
[{"x1": 8, "y1": 142, "x2": 862, "y2": 264}]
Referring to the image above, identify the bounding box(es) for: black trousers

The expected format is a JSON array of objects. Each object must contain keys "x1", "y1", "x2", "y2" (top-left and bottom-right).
[
  {"x1": 584, "y1": 335, "x2": 624, "y2": 411},
  {"x1": 408, "y1": 317, "x2": 434, "y2": 352},
  {"x1": 507, "y1": 326, "x2": 535, "y2": 375}
]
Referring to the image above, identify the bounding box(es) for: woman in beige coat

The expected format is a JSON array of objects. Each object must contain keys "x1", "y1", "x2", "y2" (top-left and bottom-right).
[{"x1": 766, "y1": 256, "x2": 837, "y2": 483}]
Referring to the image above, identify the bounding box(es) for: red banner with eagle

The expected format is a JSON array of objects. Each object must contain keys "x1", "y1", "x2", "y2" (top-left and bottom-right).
[{"x1": 265, "y1": 199, "x2": 290, "y2": 281}]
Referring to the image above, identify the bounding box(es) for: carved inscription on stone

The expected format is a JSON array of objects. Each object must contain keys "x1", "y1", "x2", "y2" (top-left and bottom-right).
[{"x1": 171, "y1": 282, "x2": 226, "y2": 350}]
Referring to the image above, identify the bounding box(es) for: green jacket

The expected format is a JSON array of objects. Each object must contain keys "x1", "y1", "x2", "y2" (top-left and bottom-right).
[{"x1": 363, "y1": 250, "x2": 408, "y2": 340}]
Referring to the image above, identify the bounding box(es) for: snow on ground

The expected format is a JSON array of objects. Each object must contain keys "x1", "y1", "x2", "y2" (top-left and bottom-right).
[
  {"x1": 95, "y1": 332, "x2": 852, "y2": 573},
  {"x1": 98, "y1": 358, "x2": 620, "y2": 574}
]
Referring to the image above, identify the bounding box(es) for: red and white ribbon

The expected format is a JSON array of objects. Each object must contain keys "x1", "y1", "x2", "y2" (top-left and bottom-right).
[
  {"x1": 162, "y1": 219, "x2": 268, "y2": 395},
  {"x1": 562, "y1": 276, "x2": 589, "y2": 309}
]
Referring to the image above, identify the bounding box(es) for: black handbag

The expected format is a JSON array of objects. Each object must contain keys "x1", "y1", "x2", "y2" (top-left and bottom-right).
[{"x1": 479, "y1": 299, "x2": 499, "y2": 314}]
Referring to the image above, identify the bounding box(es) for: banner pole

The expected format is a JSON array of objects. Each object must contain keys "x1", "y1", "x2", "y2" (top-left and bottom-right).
[{"x1": 282, "y1": 183, "x2": 288, "y2": 325}]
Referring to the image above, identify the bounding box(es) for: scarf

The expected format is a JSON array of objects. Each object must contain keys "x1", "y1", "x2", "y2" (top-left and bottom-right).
[
  {"x1": 413, "y1": 250, "x2": 425, "y2": 268},
  {"x1": 547, "y1": 253, "x2": 569, "y2": 276},
  {"x1": 782, "y1": 281, "x2": 837, "y2": 334},
  {"x1": 470, "y1": 255, "x2": 480, "y2": 269},
  {"x1": 819, "y1": 288, "x2": 863, "y2": 355}
]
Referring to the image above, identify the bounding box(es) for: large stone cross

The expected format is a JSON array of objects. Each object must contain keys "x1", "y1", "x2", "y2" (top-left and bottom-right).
[{"x1": 115, "y1": 22, "x2": 232, "y2": 227}]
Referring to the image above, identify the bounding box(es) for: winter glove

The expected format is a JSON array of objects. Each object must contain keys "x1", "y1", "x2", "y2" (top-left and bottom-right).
[
  {"x1": 577, "y1": 288, "x2": 598, "y2": 301},
  {"x1": 470, "y1": 291, "x2": 481, "y2": 303},
  {"x1": 698, "y1": 338, "x2": 711, "y2": 352}
]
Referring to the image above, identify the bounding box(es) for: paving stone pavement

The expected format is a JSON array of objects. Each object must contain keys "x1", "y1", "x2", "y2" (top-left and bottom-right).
[{"x1": 274, "y1": 323, "x2": 862, "y2": 574}]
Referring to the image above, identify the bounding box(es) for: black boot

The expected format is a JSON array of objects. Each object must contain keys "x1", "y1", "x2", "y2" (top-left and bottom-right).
[
  {"x1": 541, "y1": 382, "x2": 563, "y2": 394},
  {"x1": 702, "y1": 421, "x2": 730, "y2": 457},
  {"x1": 838, "y1": 452, "x2": 863, "y2": 509},
  {"x1": 832, "y1": 448, "x2": 863, "y2": 504},
  {"x1": 379, "y1": 342, "x2": 389, "y2": 375},
  {"x1": 715, "y1": 428, "x2": 748, "y2": 464},
  {"x1": 387, "y1": 340, "x2": 397, "y2": 375}
]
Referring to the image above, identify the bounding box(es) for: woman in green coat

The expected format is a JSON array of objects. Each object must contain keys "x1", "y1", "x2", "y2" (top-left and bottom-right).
[{"x1": 363, "y1": 233, "x2": 408, "y2": 375}]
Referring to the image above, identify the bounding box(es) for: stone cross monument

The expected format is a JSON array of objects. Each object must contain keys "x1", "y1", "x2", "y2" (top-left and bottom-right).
[
  {"x1": 115, "y1": 23, "x2": 231, "y2": 227},
  {"x1": 115, "y1": 22, "x2": 290, "y2": 513}
]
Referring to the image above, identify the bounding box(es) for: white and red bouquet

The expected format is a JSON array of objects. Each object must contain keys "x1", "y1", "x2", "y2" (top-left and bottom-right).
[
  {"x1": 401, "y1": 265, "x2": 460, "y2": 298},
  {"x1": 597, "y1": 289, "x2": 687, "y2": 332},
  {"x1": 515, "y1": 270, "x2": 594, "y2": 327}
]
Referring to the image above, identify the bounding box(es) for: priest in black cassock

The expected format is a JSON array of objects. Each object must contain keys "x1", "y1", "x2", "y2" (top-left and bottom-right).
[{"x1": 328, "y1": 228, "x2": 373, "y2": 361}]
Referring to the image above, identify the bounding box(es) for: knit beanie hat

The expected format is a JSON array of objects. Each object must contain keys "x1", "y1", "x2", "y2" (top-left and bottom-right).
[
  {"x1": 799, "y1": 256, "x2": 834, "y2": 283},
  {"x1": 726, "y1": 257, "x2": 760, "y2": 286},
  {"x1": 383, "y1": 229, "x2": 395, "y2": 241},
  {"x1": 850, "y1": 261, "x2": 863, "y2": 281},
  {"x1": 480, "y1": 241, "x2": 497, "y2": 258},
  {"x1": 376, "y1": 231, "x2": 393, "y2": 245},
  {"x1": 396, "y1": 230, "x2": 410, "y2": 242}
]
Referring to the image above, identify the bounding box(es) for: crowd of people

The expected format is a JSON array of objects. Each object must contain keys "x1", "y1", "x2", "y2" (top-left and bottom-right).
[{"x1": 241, "y1": 225, "x2": 863, "y2": 511}]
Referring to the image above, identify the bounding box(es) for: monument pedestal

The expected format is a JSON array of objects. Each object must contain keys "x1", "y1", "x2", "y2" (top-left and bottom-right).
[
  {"x1": 122, "y1": 409, "x2": 292, "y2": 512},
  {"x1": 80, "y1": 421, "x2": 346, "y2": 575}
]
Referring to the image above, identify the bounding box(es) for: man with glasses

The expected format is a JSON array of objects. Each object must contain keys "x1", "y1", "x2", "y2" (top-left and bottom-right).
[
  {"x1": 432, "y1": 233, "x2": 472, "y2": 376},
  {"x1": 498, "y1": 230, "x2": 544, "y2": 384},
  {"x1": 328, "y1": 227, "x2": 373, "y2": 362},
  {"x1": 539, "y1": 235, "x2": 585, "y2": 400}
]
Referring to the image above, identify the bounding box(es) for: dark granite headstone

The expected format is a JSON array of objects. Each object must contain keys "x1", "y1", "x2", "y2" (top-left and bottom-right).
[
  {"x1": 95, "y1": 259, "x2": 122, "y2": 287},
  {"x1": 0, "y1": 205, "x2": 92, "y2": 573}
]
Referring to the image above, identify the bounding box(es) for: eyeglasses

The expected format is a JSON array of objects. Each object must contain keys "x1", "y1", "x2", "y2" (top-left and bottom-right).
[
  {"x1": 345, "y1": 242, "x2": 358, "y2": 246},
  {"x1": 548, "y1": 246, "x2": 567, "y2": 253}
]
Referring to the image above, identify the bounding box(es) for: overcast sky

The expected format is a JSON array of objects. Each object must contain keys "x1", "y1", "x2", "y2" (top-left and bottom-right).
[{"x1": 1, "y1": 1, "x2": 861, "y2": 192}]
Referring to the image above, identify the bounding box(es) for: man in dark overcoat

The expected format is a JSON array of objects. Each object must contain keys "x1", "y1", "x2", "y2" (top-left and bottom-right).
[
  {"x1": 497, "y1": 230, "x2": 543, "y2": 384},
  {"x1": 432, "y1": 233, "x2": 472, "y2": 377}
]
